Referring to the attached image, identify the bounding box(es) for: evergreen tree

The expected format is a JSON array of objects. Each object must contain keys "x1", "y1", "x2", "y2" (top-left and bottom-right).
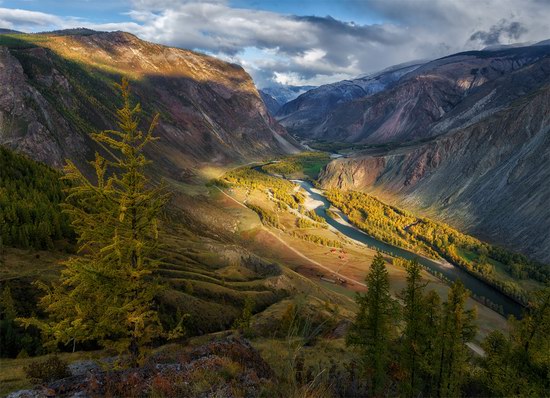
[
  {"x1": 422, "y1": 289, "x2": 442, "y2": 396},
  {"x1": 347, "y1": 251, "x2": 397, "y2": 395},
  {"x1": 434, "y1": 280, "x2": 477, "y2": 397},
  {"x1": 399, "y1": 259, "x2": 430, "y2": 397},
  {"x1": 20, "y1": 78, "x2": 169, "y2": 365}
]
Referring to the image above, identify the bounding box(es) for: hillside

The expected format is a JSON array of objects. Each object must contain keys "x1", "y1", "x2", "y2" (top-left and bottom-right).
[{"x1": 0, "y1": 31, "x2": 300, "y2": 177}]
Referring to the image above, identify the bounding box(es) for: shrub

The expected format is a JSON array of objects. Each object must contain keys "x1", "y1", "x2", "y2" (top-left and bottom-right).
[{"x1": 24, "y1": 355, "x2": 70, "y2": 383}]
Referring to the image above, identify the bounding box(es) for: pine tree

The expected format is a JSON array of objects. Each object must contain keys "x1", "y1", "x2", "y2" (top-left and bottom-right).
[
  {"x1": 347, "y1": 251, "x2": 397, "y2": 395},
  {"x1": 399, "y1": 259, "x2": 429, "y2": 397},
  {"x1": 434, "y1": 280, "x2": 477, "y2": 397},
  {"x1": 20, "y1": 78, "x2": 169, "y2": 365}
]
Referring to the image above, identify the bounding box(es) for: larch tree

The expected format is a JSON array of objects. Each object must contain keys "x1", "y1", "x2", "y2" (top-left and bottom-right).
[
  {"x1": 434, "y1": 280, "x2": 477, "y2": 397},
  {"x1": 481, "y1": 287, "x2": 550, "y2": 396},
  {"x1": 422, "y1": 289, "x2": 442, "y2": 396},
  {"x1": 20, "y1": 78, "x2": 169, "y2": 365},
  {"x1": 399, "y1": 259, "x2": 430, "y2": 397},
  {"x1": 347, "y1": 251, "x2": 398, "y2": 396}
]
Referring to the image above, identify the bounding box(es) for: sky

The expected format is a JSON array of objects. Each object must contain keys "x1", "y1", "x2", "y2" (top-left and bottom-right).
[{"x1": 1, "y1": 0, "x2": 550, "y2": 88}]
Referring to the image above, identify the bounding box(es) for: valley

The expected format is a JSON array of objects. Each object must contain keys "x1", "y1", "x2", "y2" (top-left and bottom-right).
[{"x1": 1, "y1": 26, "x2": 549, "y2": 398}]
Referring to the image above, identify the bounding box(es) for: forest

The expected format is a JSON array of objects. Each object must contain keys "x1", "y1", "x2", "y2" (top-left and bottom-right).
[
  {"x1": 0, "y1": 146, "x2": 74, "y2": 251},
  {"x1": 342, "y1": 254, "x2": 550, "y2": 397},
  {"x1": 325, "y1": 189, "x2": 550, "y2": 304}
]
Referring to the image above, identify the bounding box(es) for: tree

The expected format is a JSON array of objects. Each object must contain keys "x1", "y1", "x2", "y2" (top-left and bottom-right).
[
  {"x1": 233, "y1": 296, "x2": 255, "y2": 337},
  {"x1": 434, "y1": 280, "x2": 477, "y2": 397},
  {"x1": 422, "y1": 289, "x2": 442, "y2": 396},
  {"x1": 347, "y1": 251, "x2": 397, "y2": 395},
  {"x1": 399, "y1": 259, "x2": 430, "y2": 397},
  {"x1": 481, "y1": 287, "x2": 550, "y2": 396},
  {"x1": 20, "y1": 78, "x2": 169, "y2": 365}
]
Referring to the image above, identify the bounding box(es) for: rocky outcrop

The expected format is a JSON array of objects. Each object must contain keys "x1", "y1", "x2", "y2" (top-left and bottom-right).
[
  {"x1": 0, "y1": 31, "x2": 300, "y2": 176},
  {"x1": 320, "y1": 55, "x2": 550, "y2": 262},
  {"x1": 8, "y1": 337, "x2": 274, "y2": 398}
]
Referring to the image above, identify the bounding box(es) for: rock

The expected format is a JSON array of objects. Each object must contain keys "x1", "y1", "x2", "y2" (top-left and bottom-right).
[
  {"x1": 67, "y1": 360, "x2": 101, "y2": 377},
  {"x1": 7, "y1": 336, "x2": 274, "y2": 397}
]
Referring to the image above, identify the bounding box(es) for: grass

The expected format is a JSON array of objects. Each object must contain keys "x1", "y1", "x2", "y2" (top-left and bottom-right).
[
  {"x1": 0, "y1": 350, "x2": 104, "y2": 396},
  {"x1": 262, "y1": 152, "x2": 331, "y2": 181}
]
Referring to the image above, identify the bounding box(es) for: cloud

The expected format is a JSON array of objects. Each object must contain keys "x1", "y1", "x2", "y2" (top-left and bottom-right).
[
  {"x1": 2, "y1": 0, "x2": 550, "y2": 87},
  {"x1": 470, "y1": 20, "x2": 528, "y2": 46},
  {"x1": 0, "y1": 8, "x2": 65, "y2": 30}
]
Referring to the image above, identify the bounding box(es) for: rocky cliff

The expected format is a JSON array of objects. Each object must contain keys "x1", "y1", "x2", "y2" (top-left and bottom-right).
[{"x1": 0, "y1": 31, "x2": 300, "y2": 177}]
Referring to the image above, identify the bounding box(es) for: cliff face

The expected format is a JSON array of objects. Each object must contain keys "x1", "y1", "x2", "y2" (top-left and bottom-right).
[
  {"x1": 320, "y1": 55, "x2": 550, "y2": 262},
  {"x1": 0, "y1": 31, "x2": 300, "y2": 176}
]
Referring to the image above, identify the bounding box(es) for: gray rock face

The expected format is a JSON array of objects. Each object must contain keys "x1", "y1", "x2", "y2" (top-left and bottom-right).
[
  {"x1": 320, "y1": 54, "x2": 550, "y2": 262},
  {"x1": 259, "y1": 90, "x2": 282, "y2": 115}
]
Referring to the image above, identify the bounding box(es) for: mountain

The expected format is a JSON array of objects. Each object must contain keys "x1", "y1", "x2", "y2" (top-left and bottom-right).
[
  {"x1": 0, "y1": 30, "x2": 300, "y2": 177},
  {"x1": 281, "y1": 46, "x2": 550, "y2": 145},
  {"x1": 276, "y1": 62, "x2": 423, "y2": 137},
  {"x1": 0, "y1": 29, "x2": 22, "y2": 34},
  {"x1": 319, "y1": 45, "x2": 550, "y2": 262},
  {"x1": 260, "y1": 85, "x2": 315, "y2": 107},
  {"x1": 259, "y1": 89, "x2": 282, "y2": 115}
]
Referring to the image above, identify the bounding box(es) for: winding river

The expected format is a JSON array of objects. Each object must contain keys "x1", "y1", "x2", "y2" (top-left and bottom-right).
[{"x1": 294, "y1": 179, "x2": 524, "y2": 318}]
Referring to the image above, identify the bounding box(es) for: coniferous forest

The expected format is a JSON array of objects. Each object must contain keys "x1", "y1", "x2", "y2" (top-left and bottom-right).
[{"x1": 0, "y1": 147, "x2": 74, "y2": 250}]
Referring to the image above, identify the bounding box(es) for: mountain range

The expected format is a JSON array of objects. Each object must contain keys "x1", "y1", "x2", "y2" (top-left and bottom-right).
[
  {"x1": 259, "y1": 85, "x2": 315, "y2": 115},
  {"x1": 276, "y1": 45, "x2": 550, "y2": 262}
]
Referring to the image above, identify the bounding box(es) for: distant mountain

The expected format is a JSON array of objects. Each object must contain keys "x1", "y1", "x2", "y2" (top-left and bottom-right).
[
  {"x1": 319, "y1": 44, "x2": 550, "y2": 262},
  {"x1": 276, "y1": 62, "x2": 423, "y2": 136},
  {"x1": 0, "y1": 28, "x2": 22, "y2": 34},
  {"x1": 259, "y1": 90, "x2": 282, "y2": 115},
  {"x1": 0, "y1": 30, "x2": 300, "y2": 177},
  {"x1": 261, "y1": 85, "x2": 316, "y2": 107}
]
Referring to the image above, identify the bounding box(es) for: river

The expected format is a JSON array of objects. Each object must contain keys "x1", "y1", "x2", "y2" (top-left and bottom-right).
[{"x1": 294, "y1": 179, "x2": 524, "y2": 318}]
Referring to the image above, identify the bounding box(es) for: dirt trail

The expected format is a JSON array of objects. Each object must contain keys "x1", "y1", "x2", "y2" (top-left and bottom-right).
[{"x1": 215, "y1": 186, "x2": 366, "y2": 287}]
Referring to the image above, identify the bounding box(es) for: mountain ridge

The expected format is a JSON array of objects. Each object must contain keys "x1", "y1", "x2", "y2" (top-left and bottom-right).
[{"x1": 0, "y1": 30, "x2": 300, "y2": 177}]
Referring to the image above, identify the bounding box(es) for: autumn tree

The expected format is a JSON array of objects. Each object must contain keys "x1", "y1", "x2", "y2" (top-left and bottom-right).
[
  {"x1": 347, "y1": 251, "x2": 398, "y2": 395},
  {"x1": 433, "y1": 280, "x2": 477, "y2": 397},
  {"x1": 399, "y1": 259, "x2": 430, "y2": 397},
  {"x1": 20, "y1": 78, "x2": 169, "y2": 365}
]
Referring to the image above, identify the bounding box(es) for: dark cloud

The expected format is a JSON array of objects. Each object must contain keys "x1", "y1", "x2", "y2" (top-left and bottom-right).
[{"x1": 470, "y1": 19, "x2": 528, "y2": 46}]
